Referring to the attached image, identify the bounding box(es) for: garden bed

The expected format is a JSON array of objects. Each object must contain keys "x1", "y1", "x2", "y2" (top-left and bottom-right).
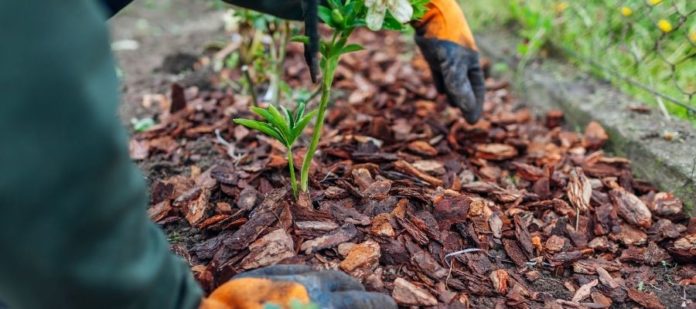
[{"x1": 129, "y1": 29, "x2": 696, "y2": 308}]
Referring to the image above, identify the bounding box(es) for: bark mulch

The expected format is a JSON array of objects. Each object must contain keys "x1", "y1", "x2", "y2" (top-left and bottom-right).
[{"x1": 129, "y1": 29, "x2": 696, "y2": 308}]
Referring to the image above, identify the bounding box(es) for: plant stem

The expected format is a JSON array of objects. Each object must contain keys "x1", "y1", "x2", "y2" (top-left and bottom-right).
[
  {"x1": 299, "y1": 31, "x2": 346, "y2": 193},
  {"x1": 242, "y1": 65, "x2": 259, "y2": 107},
  {"x1": 300, "y1": 69, "x2": 334, "y2": 192},
  {"x1": 287, "y1": 147, "x2": 298, "y2": 198}
]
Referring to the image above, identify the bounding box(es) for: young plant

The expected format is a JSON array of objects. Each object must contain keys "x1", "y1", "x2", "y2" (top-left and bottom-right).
[
  {"x1": 223, "y1": 9, "x2": 299, "y2": 106},
  {"x1": 237, "y1": 0, "x2": 428, "y2": 198},
  {"x1": 234, "y1": 102, "x2": 317, "y2": 197},
  {"x1": 296, "y1": 0, "x2": 427, "y2": 193}
]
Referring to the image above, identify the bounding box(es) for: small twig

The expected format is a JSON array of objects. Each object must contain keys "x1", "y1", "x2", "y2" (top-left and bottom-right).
[
  {"x1": 445, "y1": 258, "x2": 456, "y2": 290},
  {"x1": 575, "y1": 208, "x2": 580, "y2": 231},
  {"x1": 444, "y1": 248, "x2": 486, "y2": 267},
  {"x1": 242, "y1": 65, "x2": 259, "y2": 107},
  {"x1": 215, "y1": 129, "x2": 244, "y2": 164},
  {"x1": 321, "y1": 171, "x2": 338, "y2": 183}
]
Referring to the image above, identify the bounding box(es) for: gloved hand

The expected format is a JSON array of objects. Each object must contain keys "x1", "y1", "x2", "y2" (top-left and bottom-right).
[
  {"x1": 200, "y1": 265, "x2": 396, "y2": 309},
  {"x1": 414, "y1": 0, "x2": 485, "y2": 124}
]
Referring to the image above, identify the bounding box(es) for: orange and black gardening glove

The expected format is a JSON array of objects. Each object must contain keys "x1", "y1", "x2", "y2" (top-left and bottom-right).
[
  {"x1": 415, "y1": 0, "x2": 485, "y2": 124},
  {"x1": 200, "y1": 265, "x2": 396, "y2": 309}
]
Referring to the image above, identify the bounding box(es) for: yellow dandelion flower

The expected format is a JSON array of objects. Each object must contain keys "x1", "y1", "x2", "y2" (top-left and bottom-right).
[
  {"x1": 555, "y1": 2, "x2": 569, "y2": 14},
  {"x1": 689, "y1": 31, "x2": 696, "y2": 43},
  {"x1": 621, "y1": 6, "x2": 633, "y2": 17},
  {"x1": 657, "y1": 19, "x2": 673, "y2": 33},
  {"x1": 647, "y1": 0, "x2": 663, "y2": 6}
]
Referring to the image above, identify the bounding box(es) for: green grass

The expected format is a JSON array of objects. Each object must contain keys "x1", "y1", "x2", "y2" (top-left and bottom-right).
[{"x1": 462, "y1": 0, "x2": 696, "y2": 124}]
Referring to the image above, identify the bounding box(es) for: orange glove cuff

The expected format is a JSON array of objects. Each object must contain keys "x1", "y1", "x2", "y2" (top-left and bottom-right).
[
  {"x1": 200, "y1": 278, "x2": 311, "y2": 309},
  {"x1": 417, "y1": 0, "x2": 477, "y2": 51}
]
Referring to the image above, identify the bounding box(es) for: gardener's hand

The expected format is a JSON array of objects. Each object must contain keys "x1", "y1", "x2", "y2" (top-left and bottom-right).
[
  {"x1": 200, "y1": 265, "x2": 396, "y2": 309},
  {"x1": 414, "y1": 0, "x2": 485, "y2": 124}
]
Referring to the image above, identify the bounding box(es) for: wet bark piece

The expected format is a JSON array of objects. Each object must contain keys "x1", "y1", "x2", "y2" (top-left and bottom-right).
[
  {"x1": 363, "y1": 179, "x2": 392, "y2": 200},
  {"x1": 181, "y1": 187, "x2": 210, "y2": 226},
  {"x1": 489, "y1": 269, "x2": 509, "y2": 294},
  {"x1": 512, "y1": 162, "x2": 545, "y2": 181},
  {"x1": 595, "y1": 266, "x2": 619, "y2": 289},
  {"x1": 380, "y1": 238, "x2": 410, "y2": 265},
  {"x1": 339, "y1": 240, "x2": 380, "y2": 272},
  {"x1": 433, "y1": 195, "x2": 470, "y2": 231},
  {"x1": 567, "y1": 167, "x2": 592, "y2": 213},
  {"x1": 610, "y1": 188, "x2": 652, "y2": 228},
  {"x1": 370, "y1": 213, "x2": 396, "y2": 237},
  {"x1": 514, "y1": 215, "x2": 535, "y2": 258},
  {"x1": 222, "y1": 189, "x2": 286, "y2": 252},
  {"x1": 240, "y1": 229, "x2": 294, "y2": 269},
  {"x1": 571, "y1": 279, "x2": 597, "y2": 302},
  {"x1": 408, "y1": 140, "x2": 438, "y2": 157},
  {"x1": 503, "y1": 238, "x2": 529, "y2": 267},
  {"x1": 647, "y1": 192, "x2": 683, "y2": 217},
  {"x1": 392, "y1": 278, "x2": 438, "y2": 306},
  {"x1": 475, "y1": 143, "x2": 518, "y2": 161},
  {"x1": 129, "y1": 139, "x2": 149, "y2": 160},
  {"x1": 397, "y1": 216, "x2": 429, "y2": 245},
  {"x1": 671, "y1": 234, "x2": 696, "y2": 260},
  {"x1": 300, "y1": 223, "x2": 358, "y2": 254},
  {"x1": 584, "y1": 121, "x2": 608, "y2": 150},
  {"x1": 407, "y1": 242, "x2": 448, "y2": 280},
  {"x1": 393, "y1": 160, "x2": 444, "y2": 186},
  {"x1": 545, "y1": 235, "x2": 567, "y2": 253},
  {"x1": 170, "y1": 83, "x2": 186, "y2": 113},
  {"x1": 412, "y1": 160, "x2": 446, "y2": 175},
  {"x1": 148, "y1": 200, "x2": 172, "y2": 223},
  {"x1": 626, "y1": 289, "x2": 665, "y2": 309}
]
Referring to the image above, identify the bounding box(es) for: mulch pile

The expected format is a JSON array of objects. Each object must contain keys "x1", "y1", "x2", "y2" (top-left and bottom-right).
[{"x1": 129, "y1": 30, "x2": 696, "y2": 308}]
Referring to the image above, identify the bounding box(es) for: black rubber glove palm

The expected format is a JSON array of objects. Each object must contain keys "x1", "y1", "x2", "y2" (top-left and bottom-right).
[
  {"x1": 415, "y1": 0, "x2": 485, "y2": 124},
  {"x1": 202, "y1": 265, "x2": 396, "y2": 309}
]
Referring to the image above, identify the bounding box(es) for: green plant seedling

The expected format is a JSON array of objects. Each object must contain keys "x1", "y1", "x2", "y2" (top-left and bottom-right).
[
  {"x1": 237, "y1": 0, "x2": 428, "y2": 199},
  {"x1": 234, "y1": 102, "x2": 317, "y2": 197}
]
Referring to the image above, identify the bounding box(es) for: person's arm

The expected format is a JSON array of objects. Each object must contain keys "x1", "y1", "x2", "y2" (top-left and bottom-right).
[
  {"x1": 101, "y1": 0, "x2": 307, "y2": 19},
  {"x1": 0, "y1": 1, "x2": 202, "y2": 308}
]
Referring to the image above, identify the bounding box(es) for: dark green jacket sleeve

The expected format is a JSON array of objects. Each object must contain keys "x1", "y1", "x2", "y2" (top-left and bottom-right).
[
  {"x1": 0, "y1": 1, "x2": 202, "y2": 308},
  {"x1": 102, "y1": 0, "x2": 304, "y2": 20}
]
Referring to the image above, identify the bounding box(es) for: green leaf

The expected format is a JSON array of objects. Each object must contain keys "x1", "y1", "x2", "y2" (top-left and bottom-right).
[
  {"x1": 319, "y1": 41, "x2": 330, "y2": 57},
  {"x1": 291, "y1": 35, "x2": 309, "y2": 44},
  {"x1": 292, "y1": 109, "x2": 318, "y2": 140},
  {"x1": 234, "y1": 119, "x2": 287, "y2": 144},
  {"x1": 382, "y1": 13, "x2": 406, "y2": 31},
  {"x1": 340, "y1": 44, "x2": 364, "y2": 54},
  {"x1": 131, "y1": 117, "x2": 155, "y2": 132},
  {"x1": 327, "y1": 0, "x2": 342, "y2": 10},
  {"x1": 250, "y1": 107, "x2": 291, "y2": 140},
  {"x1": 294, "y1": 101, "x2": 306, "y2": 120},
  {"x1": 331, "y1": 9, "x2": 345, "y2": 28},
  {"x1": 267, "y1": 105, "x2": 293, "y2": 139},
  {"x1": 318, "y1": 6, "x2": 335, "y2": 27},
  {"x1": 281, "y1": 105, "x2": 295, "y2": 129}
]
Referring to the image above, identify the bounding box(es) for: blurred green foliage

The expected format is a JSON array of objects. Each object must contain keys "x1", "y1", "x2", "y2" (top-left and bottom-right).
[{"x1": 462, "y1": 0, "x2": 695, "y2": 124}]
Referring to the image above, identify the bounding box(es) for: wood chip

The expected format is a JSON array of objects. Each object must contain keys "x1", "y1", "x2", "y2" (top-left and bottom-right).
[
  {"x1": 610, "y1": 188, "x2": 652, "y2": 228},
  {"x1": 392, "y1": 278, "x2": 438, "y2": 306},
  {"x1": 240, "y1": 229, "x2": 294, "y2": 269},
  {"x1": 475, "y1": 143, "x2": 518, "y2": 161},
  {"x1": 393, "y1": 160, "x2": 444, "y2": 186},
  {"x1": 572, "y1": 279, "x2": 598, "y2": 302},
  {"x1": 339, "y1": 240, "x2": 381, "y2": 272},
  {"x1": 408, "y1": 140, "x2": 438, "y2": 157}
]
